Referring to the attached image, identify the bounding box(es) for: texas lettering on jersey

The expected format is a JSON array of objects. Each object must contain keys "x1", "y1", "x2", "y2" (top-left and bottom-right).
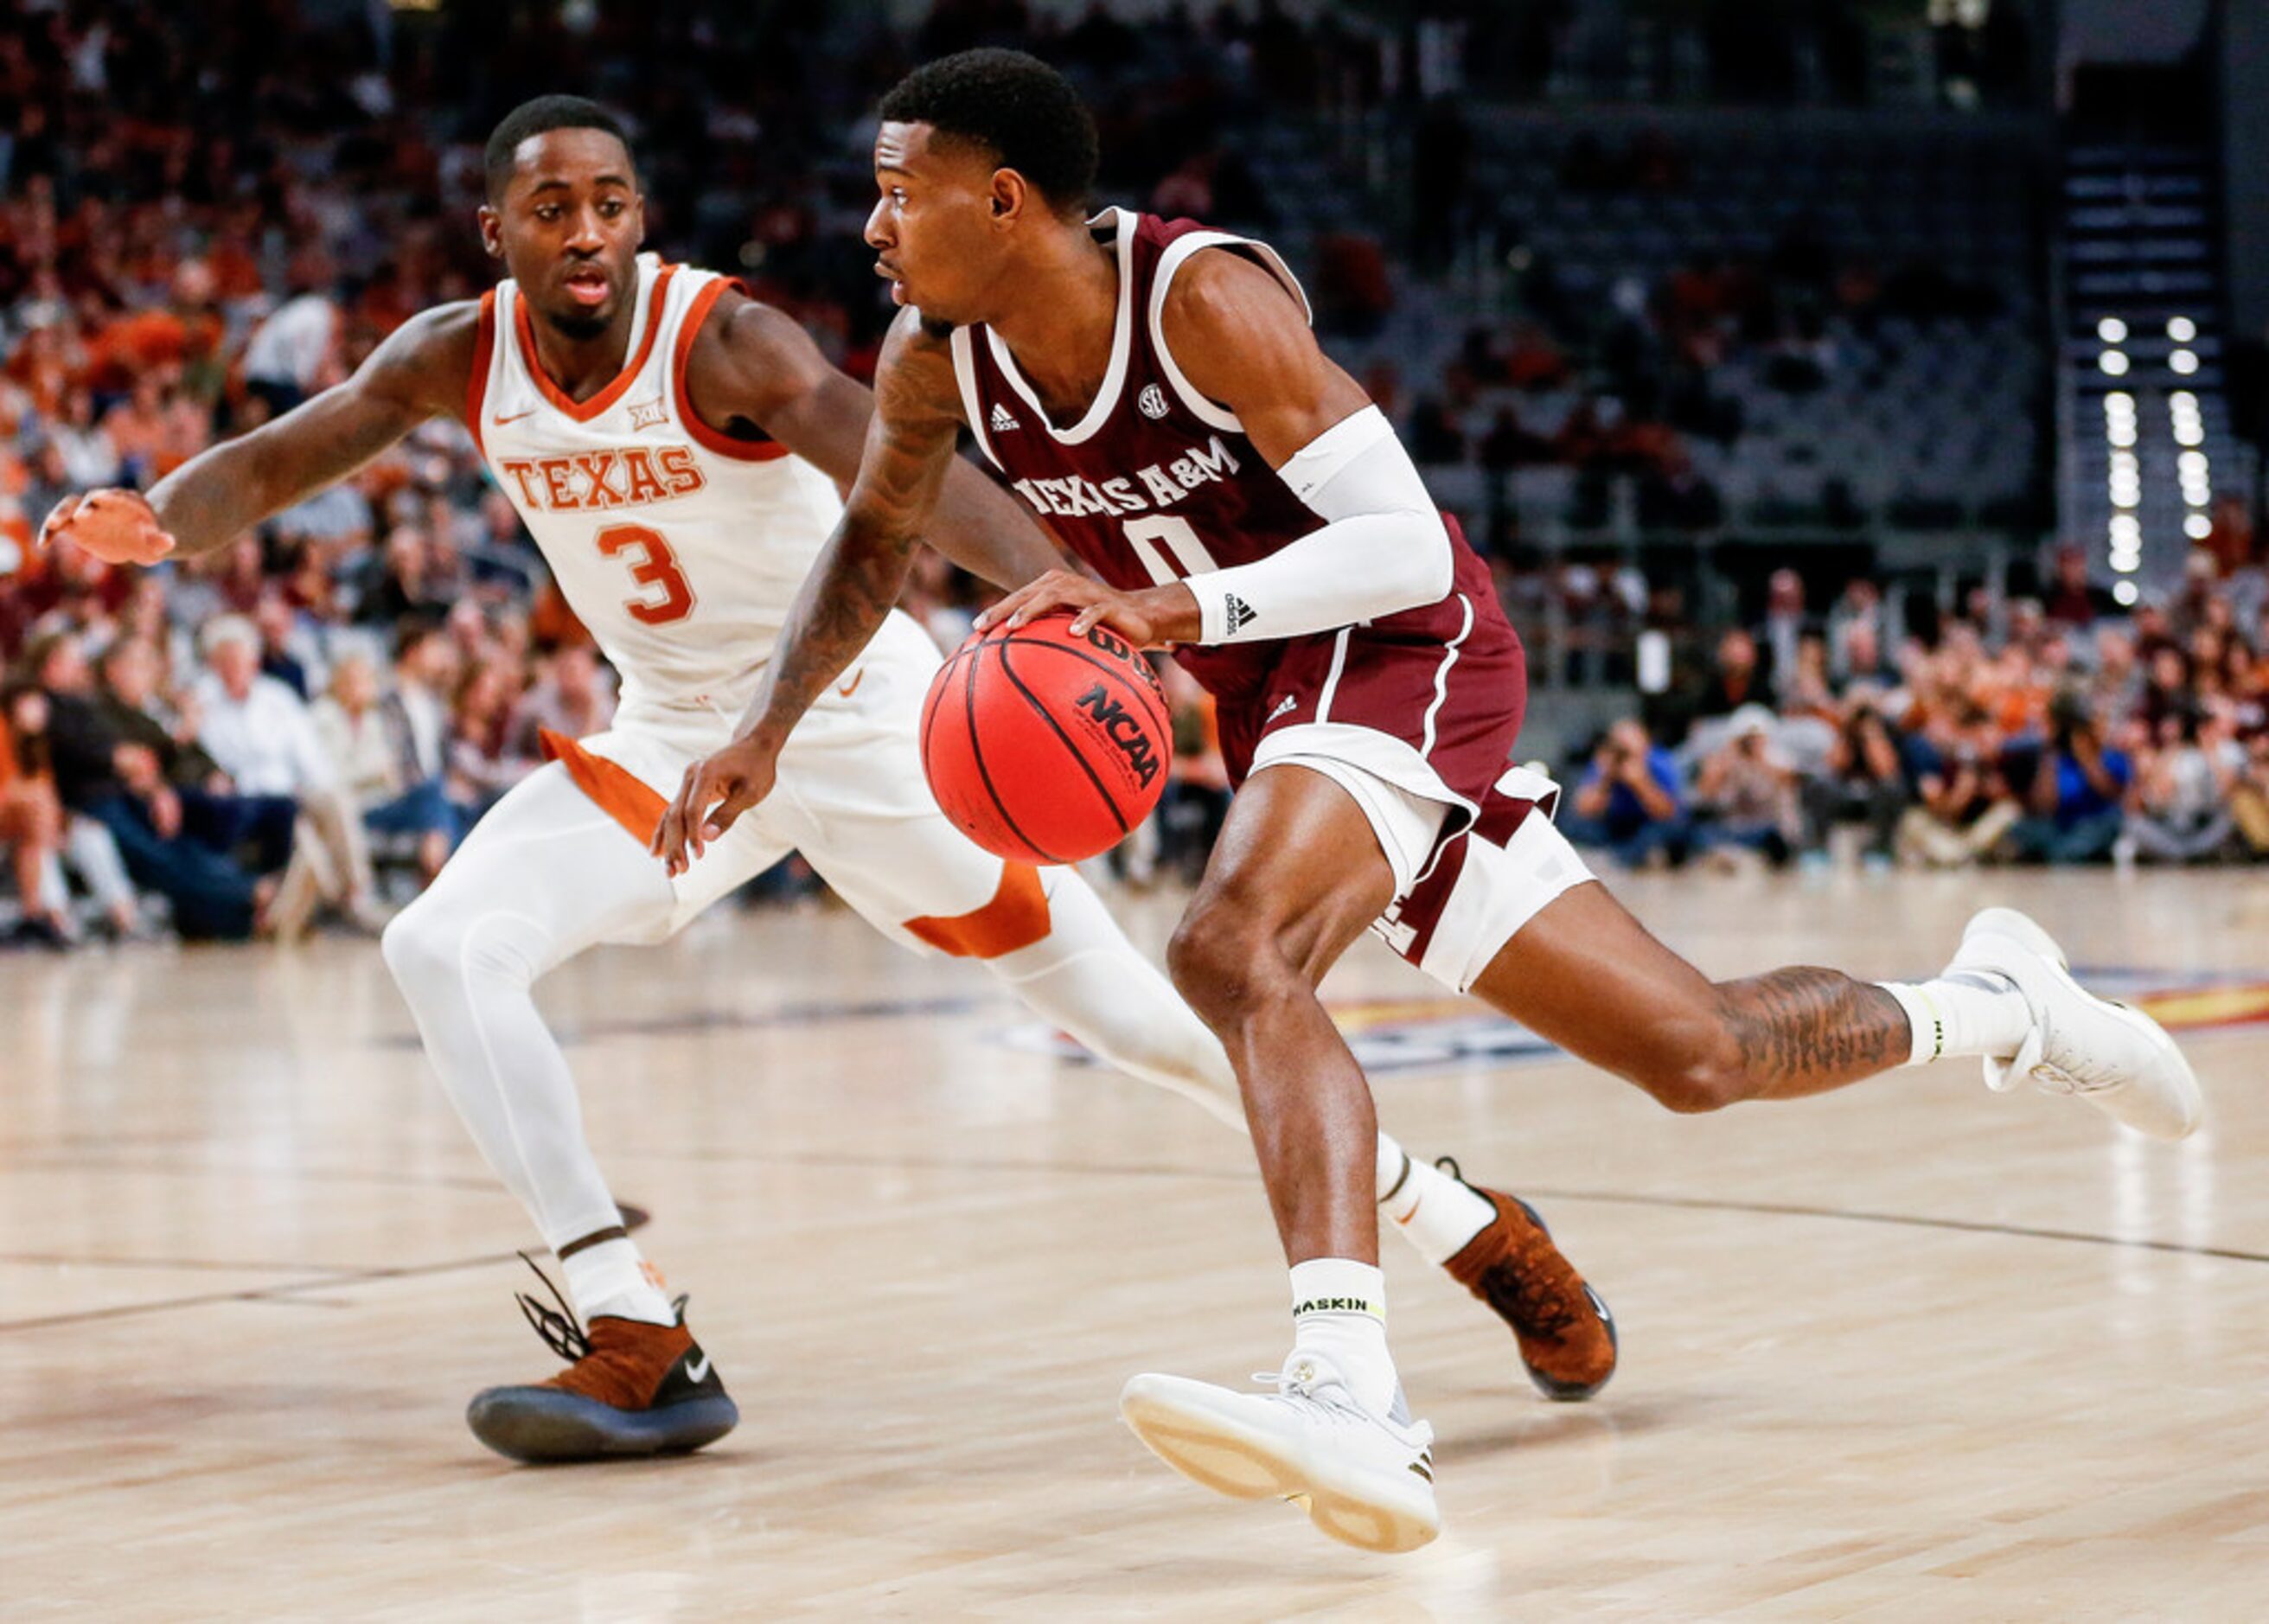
[{"x1": 495, "y1": 445, "x2": 707, "y2": 513}]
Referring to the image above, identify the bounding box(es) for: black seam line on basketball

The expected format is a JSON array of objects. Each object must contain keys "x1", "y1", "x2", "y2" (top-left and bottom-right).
[
  {"x1": 965, "y1": 639, "x2": 1067, "y2": 864},
  {"x1": 999, "y1": 634, "x2": 1166, "y2": 702},
  {"x1": 920, "y1": 643, "x2": 966, "y2": 773},
  {"x1": 994, "y1": 640, "x2": 1129, "y2": 837}
]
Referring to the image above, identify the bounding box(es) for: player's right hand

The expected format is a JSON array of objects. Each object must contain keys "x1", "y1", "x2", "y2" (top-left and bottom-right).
[
  {"x1": 653, "y1": 733, "x2": 783, "y2": 876},
  {"x1": 38, "y1": 489, "x2": 176, "y2": 566}
]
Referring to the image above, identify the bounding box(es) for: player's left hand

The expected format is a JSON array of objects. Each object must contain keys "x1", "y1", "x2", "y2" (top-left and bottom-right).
[
  {"x1": 652, "y1": 732, "x2": 784, "y2": 876},
  {"x1": 975, "y1": 569, "x2": 1199, "y2": 649}
]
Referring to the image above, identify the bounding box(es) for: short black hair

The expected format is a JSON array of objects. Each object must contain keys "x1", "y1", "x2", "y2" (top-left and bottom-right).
[
  {"x1": 483, "y1": 95, "x2": 634, "y2": 201},
  {"x1": 877, "y1": 49, "x2": 1097, "y2": 214}
]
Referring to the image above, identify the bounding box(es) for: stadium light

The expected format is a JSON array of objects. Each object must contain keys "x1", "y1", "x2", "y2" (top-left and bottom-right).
[
  {"x1": 2167, "y1": 316, "x2": 2197, "y2": 342},
  {"x1": 2097, "y1": 317, "x2": 2129, "y2": 343},
  {"x1": 2185, "y1": 514, "x2": 2214, "y2": 540},
  {"x1": 2113, "y1": 580, "x2": 2140, "y2": 606},
  {"x1": 2170, "y1": 349, "x2": 2199, "y2": 375},
  {"x1": 2100, "y1": 351, "x2": 2131, "y2": 376}
]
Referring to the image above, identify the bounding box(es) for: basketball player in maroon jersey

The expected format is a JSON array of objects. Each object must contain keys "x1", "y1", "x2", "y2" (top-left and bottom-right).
[
  {"x1": 43, "y1": 97, "x2": 1617, "y2": 1469},
  {"x1": 655, "y1": 51, "x2": 2198, "y2": 1550}
]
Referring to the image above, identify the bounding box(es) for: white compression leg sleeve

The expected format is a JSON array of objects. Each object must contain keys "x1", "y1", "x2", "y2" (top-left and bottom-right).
[
  {"x1": 981, "y1": 874, "x2": 1447, "y2": 1238},
  {"x1": 985, "y1": 873, "x2": 1248, "y2": 1129},
  {"x1": 380, "y1": 766, "x2": 678, "y2": 1319}
]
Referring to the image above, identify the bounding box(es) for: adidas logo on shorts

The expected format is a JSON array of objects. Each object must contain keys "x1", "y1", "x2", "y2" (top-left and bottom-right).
[{"x1": 990, "y1": 403, "x2": 1021, "y2": 433}]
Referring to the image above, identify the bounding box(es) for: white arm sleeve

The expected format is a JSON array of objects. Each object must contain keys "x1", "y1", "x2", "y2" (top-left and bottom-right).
[{"x1": 1179, "y1": 406, "x2": 1454, "y2": 644}]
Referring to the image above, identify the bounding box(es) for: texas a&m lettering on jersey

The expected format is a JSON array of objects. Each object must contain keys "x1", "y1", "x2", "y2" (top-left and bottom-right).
[{"x1": 1006, "y1": 432, "x2": 1241, "y2": 521}]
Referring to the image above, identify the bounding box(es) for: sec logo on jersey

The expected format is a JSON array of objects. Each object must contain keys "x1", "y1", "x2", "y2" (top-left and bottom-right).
[{"x1": 1137, "y1": 382, "x2": 1170, "y2": 419}]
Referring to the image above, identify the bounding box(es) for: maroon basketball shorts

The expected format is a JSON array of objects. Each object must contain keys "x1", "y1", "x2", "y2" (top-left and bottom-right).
[{"x1": 1215, "y1": 614, "x2": 1597, "y2": 992}]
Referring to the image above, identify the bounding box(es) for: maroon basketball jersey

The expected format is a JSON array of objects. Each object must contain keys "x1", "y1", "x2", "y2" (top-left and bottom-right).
[{"x1": 947, "y1": 209, "x2": 1502, "y2": 711}]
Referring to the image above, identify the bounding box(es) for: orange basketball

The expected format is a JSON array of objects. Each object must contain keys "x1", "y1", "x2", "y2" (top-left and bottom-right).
[{"x1": 921, "y1": 611, "x2": 1173, "y2": 864}]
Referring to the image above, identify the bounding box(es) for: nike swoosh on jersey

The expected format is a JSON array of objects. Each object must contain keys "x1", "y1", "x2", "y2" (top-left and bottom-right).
[
  {"x1": 493, "y1": 407, "x2": 538, "y2": 426},
  {"x1": 836, "y1": 670, "x2": 865, "y2": 699}
]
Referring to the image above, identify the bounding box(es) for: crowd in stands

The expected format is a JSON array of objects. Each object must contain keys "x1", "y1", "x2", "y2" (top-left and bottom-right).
[
  {"x1": 1, "y1": 0, "x2": 2261, "y2": 952},
  {"x1": 1563, "y1": 544, "x2": 2269, "y2": 876}
]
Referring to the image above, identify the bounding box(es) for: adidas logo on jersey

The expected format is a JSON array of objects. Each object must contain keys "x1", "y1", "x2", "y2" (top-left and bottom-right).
[
  {"x1": 1224, "y1": 594, "x2": 1257, "y2": 635},
  {"x1": 990, "y1": 403, "x2": 1021, "y2": 433},
  {"x1": 1266, "y1": 694, "x2": 1298, "y2": 722}
]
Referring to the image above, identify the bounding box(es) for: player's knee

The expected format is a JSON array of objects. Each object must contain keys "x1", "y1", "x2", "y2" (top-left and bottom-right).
[
  {"x1": 1166, "y1": 897, "x2": 1276, "y2": 1029},
  {"x1": 380, "y1": 901, "x2": 453, "y2": 1002}
]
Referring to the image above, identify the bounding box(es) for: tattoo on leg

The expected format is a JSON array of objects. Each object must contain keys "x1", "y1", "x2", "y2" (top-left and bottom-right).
[{"x1": 1715, "y1": 969, "x2": 1908, "y2": 1092}]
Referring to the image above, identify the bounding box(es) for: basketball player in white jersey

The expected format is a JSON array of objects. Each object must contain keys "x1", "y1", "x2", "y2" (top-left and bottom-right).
[{"x1": 42, "y1": 97, "x2": 1617, "y2": 1465}]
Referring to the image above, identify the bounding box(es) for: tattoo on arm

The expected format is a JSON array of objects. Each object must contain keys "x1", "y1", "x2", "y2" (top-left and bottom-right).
[
  {"x1": 1715, "y1": 969, "x2": 1908, "y2": 1089},
  {"x1": 745, "y1": 321, "x2": 960, "y2": 738}
]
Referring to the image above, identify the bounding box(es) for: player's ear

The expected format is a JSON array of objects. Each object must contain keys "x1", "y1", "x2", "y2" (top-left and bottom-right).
[
  {"x1": 988, "y1": 169, "x2": 1026, "y2": 226},
  {"x1": 477, "y1": 205, "x2": 504, "y2": 259}
]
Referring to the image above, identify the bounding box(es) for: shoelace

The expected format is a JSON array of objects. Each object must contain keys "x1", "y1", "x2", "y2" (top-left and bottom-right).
[
  {"x1": 1434, "y1": 1158, "x2": 1583, "y2": 1338},
  {"x1": 1248, "y1": 1362, "x2": 1371, "y2": 1421},
  {"x1": 513, "y1": 1252, "x2": 591, "y2": 1365},
  {"x1": 509, "y1": 1251, "x2": 689, "y2": 1365}
]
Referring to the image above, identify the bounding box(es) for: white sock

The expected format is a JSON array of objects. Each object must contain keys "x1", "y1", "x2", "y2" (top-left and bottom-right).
[
  {"x1": 1376, "y1": 1136, "x2": 1497, "y2": 1265},
  {"x1": 1877, "y1": 974, "x2": 2033, "y2": 1067},
  {"x1": 559, "y1": 1236, "x2": 675, "y2": 1327},
  {"x1": 1288, "y1": 1257, "x2": 1398, "y2": 1416}
]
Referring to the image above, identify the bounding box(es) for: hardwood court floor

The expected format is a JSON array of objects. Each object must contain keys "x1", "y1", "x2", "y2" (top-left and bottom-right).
[{"x1": 3, "y1": 866, "x2": 2265, "y2": 1620}]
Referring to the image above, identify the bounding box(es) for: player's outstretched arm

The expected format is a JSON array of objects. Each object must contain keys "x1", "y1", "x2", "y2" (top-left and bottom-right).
[
  {"x1": 687, "y1": 297, "x2": 1064, "y2": 590},
  {"x1": 37, "y1": 303, "x2": 481, "y2": 566},
  {"x1": 649, "y1": 311, "x2": 963, "y2": 874}
]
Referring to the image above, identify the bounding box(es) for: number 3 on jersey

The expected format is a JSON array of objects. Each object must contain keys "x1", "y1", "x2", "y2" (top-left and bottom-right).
[{"x1": 596, "y1": 523, "x2": 696, "y2": 625}]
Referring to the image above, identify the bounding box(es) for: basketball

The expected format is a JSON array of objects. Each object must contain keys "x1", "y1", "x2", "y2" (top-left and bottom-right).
[{"x1": 921, "y1": 611, "x2": 1173, "y2": 864}]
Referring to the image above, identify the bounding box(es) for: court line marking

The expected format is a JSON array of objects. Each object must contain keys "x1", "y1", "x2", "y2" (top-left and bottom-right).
[{"x1": 2, "y1": 1154, "x2": 2258, "y2": 1337}]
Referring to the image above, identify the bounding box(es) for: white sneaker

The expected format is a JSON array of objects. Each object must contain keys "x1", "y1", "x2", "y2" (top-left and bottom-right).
[
  {"x1": 1119, "y1": 1354, "x2": 1439, "y2": 1553},
  {"x1": 1947, "y1": 907, "x2": 2202, "y2": 1140}
]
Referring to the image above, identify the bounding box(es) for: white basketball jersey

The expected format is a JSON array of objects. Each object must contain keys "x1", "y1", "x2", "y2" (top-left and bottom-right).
[{"x1": 470, "y1": 253, "x2": 844, "y2": 719}]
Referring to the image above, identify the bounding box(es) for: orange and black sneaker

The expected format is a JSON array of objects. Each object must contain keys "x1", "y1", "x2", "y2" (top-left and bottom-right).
[
  {"x1": 466, "y1": 1257, "x2": 738, "y2": 1463},
  {"x1": 1435, "y1": 1159, "x2": 1618, "y2": 1402}
]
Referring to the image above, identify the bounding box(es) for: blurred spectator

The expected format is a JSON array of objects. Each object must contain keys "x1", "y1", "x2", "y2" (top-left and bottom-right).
[
  {"x1": 2120, "y1": 710, "x2": 2240, "y2": 865},
  {"x1": 510, "y1": 643, "x2": 617, "y2": 757},
  {"x1": 0, "y1": 681, "x2": 70, "y2": 944},
  {"x1": 1563, "y1": 717, "x2": 1691, "y2": 868},
  {"x1": 445, "y1": 659, "x2": 535, "y2": 828},
  {"x1": 1158, "y1": 660, "x2": 1230, "y2": 886},
  {"x1": 313, "y1": 651, "x2": 457, "y2": 886},
  {"x1": 95, "y1": 636, "x2": 297, "y2": 884},
  {"x1": 2007, "y1": 690, "x2": 2130, "y2": 864},
  {"x1": 28, "y1": 630, "x2": 264, "y2": 940},
  {"x1": 1896, "y1": 710, "x2": 2020, "y2": 868},
  {"x1": 192, "y1": 617, "x2": 384, "y2": 935},
  {"x1": 2044, "y1": 543, "x2": 2118, "y2": 630},
  {"x1": 1691, "y1": 705, "x2": 1798, "y2": 868},
  {"x1": 240, "y1": 248, "x2": 342, "y2": 420},
  {"x1": 1801, "y1": 698, "x2": 1908, "y2": 869},
  {"x1": 3, "y1": 680, "x2": 142, "y2": 941},
  {"x1": 1758, "y1": 567, "x2": 1810, "y2": 698}
]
